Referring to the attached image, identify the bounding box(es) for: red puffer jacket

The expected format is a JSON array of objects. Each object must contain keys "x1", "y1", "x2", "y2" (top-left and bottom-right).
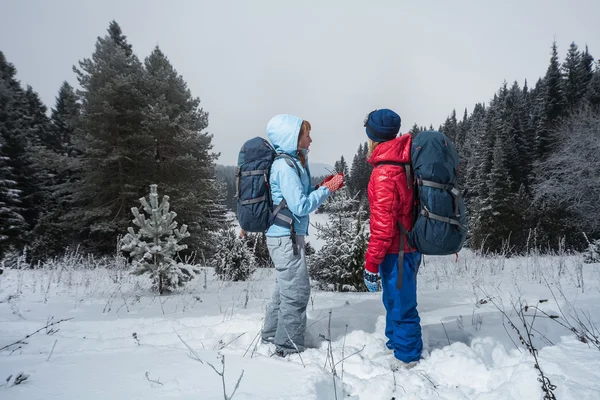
[{"x1": 364, "y1": 134, "x2": 415, "y2": 273}]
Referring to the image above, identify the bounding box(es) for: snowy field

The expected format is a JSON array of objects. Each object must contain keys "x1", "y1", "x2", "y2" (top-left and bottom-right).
[{"x1": 2, "y1": 224, "x2": 600, "y2": 399}]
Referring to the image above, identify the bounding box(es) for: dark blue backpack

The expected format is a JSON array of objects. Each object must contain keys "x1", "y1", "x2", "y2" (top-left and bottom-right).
[
  {"x1": 406, "y1": 131, "x2": 467, "y2": 255},
  {"x1": 235, "y1": 137, "x2": 300, "y2": 234}
]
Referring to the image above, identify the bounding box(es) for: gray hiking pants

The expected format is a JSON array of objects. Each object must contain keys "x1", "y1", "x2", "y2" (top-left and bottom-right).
[{"x1": 262, "y1": 235, "x2": 310, "y2": 355}]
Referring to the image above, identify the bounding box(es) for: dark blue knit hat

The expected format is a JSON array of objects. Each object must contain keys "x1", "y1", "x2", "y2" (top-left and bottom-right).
[{"x1": 363, "y1": 109, "x2": 401, "y2": 142}]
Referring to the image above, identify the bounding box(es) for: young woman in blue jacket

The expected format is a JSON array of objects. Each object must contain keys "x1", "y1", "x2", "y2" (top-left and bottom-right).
[{"x1": 261, "y1": 114, "x2": 344, "y2": 356}]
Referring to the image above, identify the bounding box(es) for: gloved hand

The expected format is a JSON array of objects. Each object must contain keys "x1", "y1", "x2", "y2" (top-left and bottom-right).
[
  {"x1": 315, "y1": 174, "x2": 336, "y2": 190},
  {"x1": 363, "y1": 269, "x2": 380, "y2": 292},
  {"x1": 322, "y1": 173, "x2": 344, "y2": 193}
]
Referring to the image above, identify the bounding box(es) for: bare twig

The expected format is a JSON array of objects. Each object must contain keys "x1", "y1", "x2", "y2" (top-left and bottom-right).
[
  {"x1": 243, "y1": 330, "x2": 261, "y2": 358},
  {"x1": 218, "y1": 332, "x2": 246, "y2": 350},
  {"x1": 420, "y1": 372, "x2": 439, "y2": 395},
  {"x1": 46, "y1": 340, "x2": 58, "y2": 361},
  {"x1": 325, "y1": 310, "x2": 338, "y2": 400},
  {"x1": 334, "y1": 345, "x2": 366, "y2": 367},
  {"x1": 174, "y1": 329, "x2": 204, "y2": 364},
  {"x1": 283, "y1": 327, "x2": 305, "y2": 368},
  {"x1": 175, "y1": 330, "x2": 244, "y2": 399},
  {"x1": 0, "y1": 318, "x2": 74, "y2": 352},
  {"x1": 341, "y1": 324, "x2": 347, "y2": 389},
  {"x1": 145, "y1": 371, "x2": 164, "y2": 386},
  {"x1": 440, "y1": 320, "x2": 451, "y2": 346}
]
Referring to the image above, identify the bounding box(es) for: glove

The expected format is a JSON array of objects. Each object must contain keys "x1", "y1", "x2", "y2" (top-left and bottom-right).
[
  {"x1": 322, "y1": 173, "x2": 344, "y2": 193},
  {"x1": 363, "y1": 269, "x2": 380, "y2": 292},
  {"x1": 315, "y1": 174, "x2": 335, "y2": 190}
]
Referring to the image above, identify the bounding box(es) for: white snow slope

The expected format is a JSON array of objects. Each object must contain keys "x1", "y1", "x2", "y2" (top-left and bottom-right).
[{"x1": 1, "y1": 247, "x2": 599, "y2": 399}]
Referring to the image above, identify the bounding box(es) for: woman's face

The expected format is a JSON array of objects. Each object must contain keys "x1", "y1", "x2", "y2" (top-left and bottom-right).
[{"x1": 298, "y1": 128, "x2": 312, "y2": 152}]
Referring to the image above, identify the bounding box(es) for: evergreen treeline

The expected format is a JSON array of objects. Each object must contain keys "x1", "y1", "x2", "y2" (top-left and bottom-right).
[
  {"x1": 1, "y1": 21, "x2": 225, "y2": 262},
  {"x1": 322, "y1": 40, "x2": 600, "y2": 256},
  {"x1": 3, "y1": 29, "x2": 598, "y2": 265},
  {"x1": 440, "y1": 41, "x2": 600, "y2": 254}
]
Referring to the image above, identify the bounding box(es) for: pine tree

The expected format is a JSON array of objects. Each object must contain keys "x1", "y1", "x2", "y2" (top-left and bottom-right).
[
  {"x1": 0, "y1": 51, "x2": 38, "y2": 252},
  {"x1": 409, "y1": 123, "x2": 422, "y2": 136},
  {"x1": 29, "y1": 82, "x2": 82, "y2": 259},
  {"x1": 245, "y1": 232, "x2": 272, "y2": 268},
  {"x1": 463, "y1": 103, "x2": 487, "y2": 202},
  {"x1": 586, "y1": 66, "x2": 600, "y2": 108},
  {"x1": 121, "y1": 184, "x2": 194, "y2": 294},
  {"x1": 347, "y1": 142, "x2": 371, "y2": 208},
  {"x1": 21, "y1": 85, "x2": 60, "y2": 260},
  {"x1": 520, "y1": 79, "x2": 537, "y2": 188},
  {"x1": 537, "y1": 41, "x2": 567, "y2": 161},
  {"x1": 505, "y1": 81, "x2": 527, "y2": 190},
  {"x1": 562, "y1": 42, "x2": 588, "y2": 111},
  {"x1": 142, "y1": 46, "x2": 223, "y2": 257},
  {"x1": 583, "y1": 237, "x2": 600, "y2": 264},
  {"x1": 442, "y1": 109, "x2": 459, "y2": 144},
  {"x1": 50, "y1": 81, "x2": 80, "y2": 154},
  {"x1": 70, "y1": 21, "x2": 152, "y2": 253},
  {"x1": 308, "y1": 190, "x2": 369, "y2": 291},
  {"x1": 0, "y1": 134, "x2": 26, "y2": 256},
  {"x1": 334, "y1": 155, "x2": 349, "y2": 176},
  {"x1": 0, "y1": 53, "x2": 27, "y2": 254},
  {"x1": 580, "y1": 46, "x2": 595, "y2": 93},
  {"x1": 211, "y1": 228, "x2": 256, "y2": 281},
  {"x1": 455, "y1": 108, "x2": 470, "y2": 191},
  {"x1": 546, "y1": 41, "x2": 568, "y2": 123},
  {"x1": 471, "y1": 137, "x2": 519, "y2": 253}
]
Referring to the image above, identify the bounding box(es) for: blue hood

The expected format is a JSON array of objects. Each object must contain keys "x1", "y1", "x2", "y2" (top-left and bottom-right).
[{"x1": 267, "y1": 114, "x2": 303, "y2": 156}]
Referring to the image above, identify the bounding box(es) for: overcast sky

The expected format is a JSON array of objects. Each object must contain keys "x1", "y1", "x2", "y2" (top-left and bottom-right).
[{"x1": 1, "y1": 0, "x2": 599, "y2": 166}]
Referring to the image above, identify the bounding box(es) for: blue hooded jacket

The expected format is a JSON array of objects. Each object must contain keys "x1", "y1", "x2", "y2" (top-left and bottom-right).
[{"x1": 266, "y1": 114, "x2": 331, "y2": 237}]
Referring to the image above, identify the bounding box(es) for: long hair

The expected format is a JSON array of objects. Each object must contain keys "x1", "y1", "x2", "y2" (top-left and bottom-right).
[
  {"x1": 367, "y1": 138, "x2": 380, "y2": 158},
  {"x1": 297, "y1": 120, "x2": 311, "y2": 167}
]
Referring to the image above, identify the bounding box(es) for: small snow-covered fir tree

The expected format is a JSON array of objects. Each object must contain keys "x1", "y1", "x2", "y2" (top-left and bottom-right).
[
  {"x1": 245, "y1": 232, "x2": 273, "y2": 268},
  {"x1": 121, "y1": 184, "x2": 194, "y2": 294},
  {"x1": 309, "y1": 189, "x2": 370, "y2": 292},
  {"x1": 211, "y1": 228, "x2": 256, "y2": 281},
  {"x1": 583, "y1": 234, "x2": 600, "y2": 264}
]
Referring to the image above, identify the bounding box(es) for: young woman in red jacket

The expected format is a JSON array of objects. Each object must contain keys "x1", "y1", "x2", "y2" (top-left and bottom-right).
[{"x1": 362, "y1": 108, "x2": 422, "y2": 368}]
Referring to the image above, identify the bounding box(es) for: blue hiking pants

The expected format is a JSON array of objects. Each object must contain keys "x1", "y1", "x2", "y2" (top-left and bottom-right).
[
  {"x1": 379, "y1": 251, "x2": 422, "y2": 363},
  {"x1": 262, "y1": 235, "x2": 310, "y2": 355}
]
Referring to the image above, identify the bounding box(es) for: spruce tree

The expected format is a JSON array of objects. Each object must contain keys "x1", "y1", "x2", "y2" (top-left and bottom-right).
[
  {"x1": 455, "y1": 108, "x2": 471, "y2": 191},
  {"x1": 520, "y1": 79, "x2": 537, "y2": 188},
  {"x1": 49, "y1": 82, "x2": 81, "y2": 154},
  {"x1": 0, "y1": 51, "x2": 38, "y2": 253},
  {"x1": 586, "y1": 67, "x2": 600, "y2": 108},
  {"x1": 463, "y1": 103, "x2": 487, "y2": 203},
  {"x1": 0, "y1": 135, "x2": 26, "y2": 256},
  {"x1": 580, "y1": 46, "x2": 595, "y2": 87},
  {"x1": 562, "y1": 42, "x2": 584, "y2": 110},
  {"x1": 121, "y1": 184, "x2": 194, "y2": 294},
  {"x1": 442, "y1": 109, "x2": 459, "y2": 144},
  {"x1": 70, "y1": 21, "x2": 151, "y2": 253},
  {"x1": 245, "y1": 232, "x2": 272, "y2": 268},
  {"x1": 409, "y1": 123, "x2": 422, "y2": 136},
  {"x1": 505, "y1": 81, "x2": 527, "y2": 190},
  {"x1": 30, "y1": 82, "x2": 82, "y2": 259},
  {"x1": 142, "y1": 46, "x2": 223, "y2": 257},
  {"x1": 308, "y1": 190, "x2": 369, "y2": 291},
  {"x1": 537, "y1": 41, "x2": 567, "y2": 161},
  {"x1": 334, "y1": 155, "x2": 349, "y2": 176},
  {"x1": 347, "y1": 142, "x2": 371, "y2": 208},
  {"x1": 471, "y1": 138, "x2": 518, "y2": 253},
  {"x1": 211, "y1": 228, "x2": 256, "y2": 281}
]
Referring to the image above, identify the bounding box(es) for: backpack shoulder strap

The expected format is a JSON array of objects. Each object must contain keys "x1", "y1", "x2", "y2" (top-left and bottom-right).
[{"x1": 274, "y1": 153, "x2": 302, "y2": 178}]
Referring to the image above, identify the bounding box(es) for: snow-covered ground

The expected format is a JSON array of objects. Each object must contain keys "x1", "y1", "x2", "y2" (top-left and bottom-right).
[{"x1": 2, "y1": 238, "x2": 600, "y2": 399}]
